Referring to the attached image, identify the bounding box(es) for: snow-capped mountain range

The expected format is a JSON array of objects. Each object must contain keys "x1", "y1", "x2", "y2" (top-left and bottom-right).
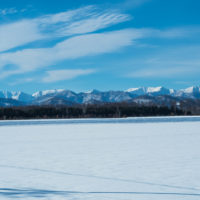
[{"x1": 0, "y1": 86, "x2": 200, "y2": 106}]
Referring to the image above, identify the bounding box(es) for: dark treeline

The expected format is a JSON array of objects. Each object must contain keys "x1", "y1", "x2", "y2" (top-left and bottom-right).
[{"x1": 0, "y1": 103, "x2": 191, "y2": 120}]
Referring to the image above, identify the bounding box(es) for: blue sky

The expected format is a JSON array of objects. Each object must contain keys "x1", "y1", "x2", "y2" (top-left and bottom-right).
[{"x1": 0, "y1": 0, "x2": 200, "y2": 93}]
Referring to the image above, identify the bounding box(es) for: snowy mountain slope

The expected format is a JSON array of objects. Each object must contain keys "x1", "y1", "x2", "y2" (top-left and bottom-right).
[
  {"x1": 12, "y1": 91, "x2": 34, "y2": 102},
  {"x1": 79, "y1": 90, "x2": 133, "y2": 104},
  {"x1": 0, "y1": 86, "x2": 199, "y2": 106},
  {"x1": 32, "y1": 89, "x2": 66, "y2": 98},
  {"x1": 125, "y1": 87, "x2": 146, "y2": 95},
  {"x1": 0, "y1": 98, "x2": 26, "y2": 107},
  {"x1": 126, "y1": 86, "x2": 174, "y2": 96},
  {"x1": 175, "y1": 86, "x2": 200, "y2": 98},
  {"x1": 32, "y1": 97, "x2": 75, "y2": 106},
  {"x1": 0, "y1": 91, "x2": 33, "y2": 102},
  {"x1": 32, "y1": 90, "x2": 80, "y2": 105}
]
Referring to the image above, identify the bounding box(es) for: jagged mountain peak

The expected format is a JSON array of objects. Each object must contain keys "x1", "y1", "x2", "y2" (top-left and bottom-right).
[
  {"x1": 32, "y1": 89, "x2": 66, "y2": 98},
  {"x1": 0, "y1": 91, "x2": 33, "y2": 102},
  {"x1": 0, "y1": 86, "x2": 200, "y2": 107},
  {"x1": 126, "y1": 87, "x2": 145, "y2": 92},
  {"x1": 182, "y1": 86, "x2": 200, "y2": 93},
  {"x1": 126, "y1": 86, "x2": 174, "y2": 96},
  {"x1": 84, "y1": 89, "x2": 101, "y2": 94}
]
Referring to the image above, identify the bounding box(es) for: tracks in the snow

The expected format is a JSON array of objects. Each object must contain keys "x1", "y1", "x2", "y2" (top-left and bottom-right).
[{"x1": 0, "y1": 164, "x2": 199, "y2": 192}]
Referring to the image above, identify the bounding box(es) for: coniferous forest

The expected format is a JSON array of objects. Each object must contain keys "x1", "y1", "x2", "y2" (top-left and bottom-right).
[{"x1": 0, "y1": 103, "x2": 191, "y2": 120}]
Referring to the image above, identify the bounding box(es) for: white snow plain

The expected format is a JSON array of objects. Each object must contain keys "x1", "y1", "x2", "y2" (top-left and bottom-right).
[{"x1": 0, "y1": 117, "x2": 200, "y2": 200}]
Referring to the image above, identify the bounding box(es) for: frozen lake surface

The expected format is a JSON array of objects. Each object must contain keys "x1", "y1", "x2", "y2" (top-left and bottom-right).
[
  {"x1": 1, "y1": 116, "x2": 200, "y2": 127},
  {"x1": 0, "y1": 116, "x2": 200, "y2": 199}
]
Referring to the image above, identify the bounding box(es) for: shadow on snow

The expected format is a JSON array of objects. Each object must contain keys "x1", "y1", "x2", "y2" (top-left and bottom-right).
[{"x1": 1, "y1": 188, "x2": 200, "y2": 198}]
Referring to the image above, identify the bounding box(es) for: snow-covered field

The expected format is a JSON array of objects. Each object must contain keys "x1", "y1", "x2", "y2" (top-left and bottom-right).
[{"x1": 0, "y1": 117, "x2": 200, "y2": 200}]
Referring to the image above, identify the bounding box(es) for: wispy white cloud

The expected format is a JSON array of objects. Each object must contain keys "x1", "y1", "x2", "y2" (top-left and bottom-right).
[
  {"x1": 129, "y1": 67, "x2": 193, "y2": 78},
  {"x1": 0, "y1": 25, "x2": 200, "y2": 79},
  {"x1": 127, "y1": 45, "x2": 200, "y2": 78},
  {"x1": 0, "y1": 20, "x2": 44, "y2": 52},
  {"x1": 8, "y1": 77, "x2": 35, "y2": 86},
  {"x1": 0, "y1": 7, "x2": 30, "y2": 16},
  {"x1": 0, "y1": 19, "x2": 196, "y2": 54},
  {"x1": 38, "y1": 6, "x2": 94, "y2": 24},
  {"x1": 57, "y1": 12, "x2": 130, "y2": 36},
  {"x1": 0, "y1": 8, "x2": 18, "y2": 15},
  {"x1": 0, "y1": 29, "x2": 137, "y2": 78},
  {"x1": 0, "y1": 4, "x2": 200, "y2": 83},
  {"x1": 128, "y1": 27, "x2": 200, "y2": 39},
  {"x1": 43, "y1": 69, "x2": 95, "y2": 83},
  {"x1": 0, "y1": 6, "x2": 130, "y2": 53}
]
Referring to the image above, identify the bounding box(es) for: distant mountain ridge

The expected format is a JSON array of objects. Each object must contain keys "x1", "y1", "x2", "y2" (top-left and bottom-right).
[{"x1": 0, "y1": 86, "x2": 200, "y2": 107}]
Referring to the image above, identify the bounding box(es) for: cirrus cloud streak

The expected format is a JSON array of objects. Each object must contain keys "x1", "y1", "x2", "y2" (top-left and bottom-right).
[{"x1": 43, "y1": 69, "x2": 95, "y2": 83}]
